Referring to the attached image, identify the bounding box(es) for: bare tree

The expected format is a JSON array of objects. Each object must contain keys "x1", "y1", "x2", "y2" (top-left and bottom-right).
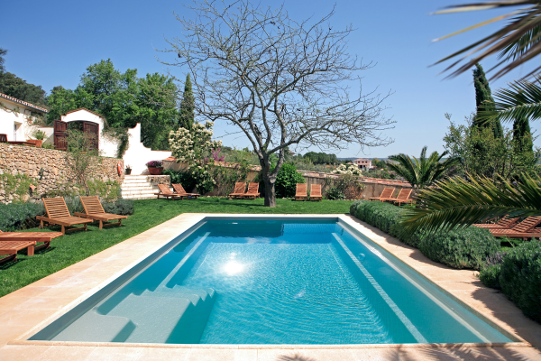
[{"x1": 163, "y1": 0, "x2": 394, "y2": 206}]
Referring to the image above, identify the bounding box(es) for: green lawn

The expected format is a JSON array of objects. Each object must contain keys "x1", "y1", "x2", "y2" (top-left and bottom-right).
[{"x1": 0, "y1": 197, "x2": 353, "y2": 298}]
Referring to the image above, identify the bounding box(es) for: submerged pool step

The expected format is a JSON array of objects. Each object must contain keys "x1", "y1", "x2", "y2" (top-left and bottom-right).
[
  {"x1": 107, "y1": 287, "x2": 217, "y2": 344},
  {"x1": 51, "y1": 311, "x2": 135, "y2": 342}
]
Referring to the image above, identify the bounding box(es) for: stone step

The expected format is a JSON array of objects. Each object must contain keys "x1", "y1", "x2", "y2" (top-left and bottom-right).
[
  {"x1": 122, "y1": 194, "x2": 156, "y2": 200},
  {"x1": 121, "y1": 186, "x2": 158, "y2": 192}
]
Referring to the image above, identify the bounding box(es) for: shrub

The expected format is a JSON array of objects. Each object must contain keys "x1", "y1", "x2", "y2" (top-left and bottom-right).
[
  {"x1": 479, "y1": 251, "x2": 508, "y2": 289},
  {"x1": 0, "y1": 202, "x2": 45, "y2": 231},
  {"x1": 499, "y1": 242, "x2": 541, "y2": 323},
  {"x1": 275, "y1": 163, "x2": 305, "y2": 198},
  {"x1": 418, "y1": 227, "x2": 500, "y2": 270},
  {"x1": 162, "y1": 169, "x2": 198, "y2": 193},
  {"x1": 102, "y1": 198, "x2": 135, "y2": 215},
  {"x1": 326, "y1": 187, "x2": 345, "y2": 200}
]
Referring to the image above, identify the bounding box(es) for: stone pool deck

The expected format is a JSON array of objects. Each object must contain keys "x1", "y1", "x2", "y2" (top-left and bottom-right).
[{"x1": 0, "y1": 213, "x2": 540, "y2": 361}]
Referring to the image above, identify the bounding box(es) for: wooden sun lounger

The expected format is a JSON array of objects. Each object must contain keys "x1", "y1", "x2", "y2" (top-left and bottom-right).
[
  {"x1": 172, "y1": 184, "x2": 200, "y2": 199},
  {"x1": 295, "y1": 184, "x2": 308, "y2": 201},
  {"x1": 74, "y1": 196, "x2": 128, "y2": 230},
  {"x1": 369, "y1": 187, "x2": 395, "y2": 202},
  {"x1": 155, "y1": 184, "x2": 183, "y2": 200},
  {"x1": 36, "y1": 197, "x2": 93, "y2": 235},
  {"x1": 474, "y1": 216, "x2": 519, "y2": 229},
  {"x1": 229, "y1": 182, "x2": 247, "y2": 199},
  {"x1": 242, "y1": 183, "x2": 260, "y2": 200},
  {"x1": 490, "y1": 216, "x2": 541, "y2": 239},
  {"x1": 309, "y1": 184, "x2": 322, "y2": 201},
  {"x1": 0, "y1": 230, "x2": 63, "y2": 252},
  {"x1": 389, "y1": 188, "x2": 414, "y2": 206},
  {"x1": 0, "y1": 241, "x2": 36, "y2": 264}
]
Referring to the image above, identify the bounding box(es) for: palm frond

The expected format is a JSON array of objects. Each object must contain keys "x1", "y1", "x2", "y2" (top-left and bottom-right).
[
  {"x1": 477, "y1": 75, "x2": 541, "y2": 123},
  {"x1": 432, "y1": 1, "x2": 541, "y2": 80},
  {"x1": 400, "y1": 173, "x2": 541, "y2": 233}
]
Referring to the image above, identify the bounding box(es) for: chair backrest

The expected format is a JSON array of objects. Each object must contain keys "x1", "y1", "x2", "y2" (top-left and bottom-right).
[
  {"x1": 496, "y1": 216, "x2": 519, "y2": 228},
  {"x1": 172, "y1": 184, "x2": 187, "y2": 194},
  {"x1": 246, "y1": 183, "x2": 259, "y2": 194},
  {"x1": 43, "y1": 197, "x2": 71, "y2": 218},
  {"x1": 310, "y1": 184, "x2": 322, "y2": 197},
  {"x1": 233, "y1": 182, "x2": 246, "y2": 194},
  {"x1": 158, "y1": 184, "x2": 173, "y2": 195},
  {"x1": 380, "y1": 187, "x2": 395, "y2": 198},
  {"x1": 396, "y1": 188, "x2": 412, "y2": 200},
  {"x1": 513, "y1": 216, "x2": 541, "y2": 233},
  {"x1": 296, "y1": 183, "x2": 307, "y2": 195},
  {"x1": 79, "y1": 196, "x2": 105, "y2": 215}
]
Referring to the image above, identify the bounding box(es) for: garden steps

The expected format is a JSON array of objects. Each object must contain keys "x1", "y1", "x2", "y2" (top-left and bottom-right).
[{"x1": 121, "y1": 175, "x2": 162, "y2": 200}]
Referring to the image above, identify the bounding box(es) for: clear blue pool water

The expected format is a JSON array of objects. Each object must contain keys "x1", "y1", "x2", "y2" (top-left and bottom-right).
[{"x1": 31, "y1": 218, "x2": 513, "y2": 345}]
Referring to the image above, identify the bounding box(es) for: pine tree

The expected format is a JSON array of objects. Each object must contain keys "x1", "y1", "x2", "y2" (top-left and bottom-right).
[
  {"x1": 473, "y1": 63, "x2": 503, "y2": 138},
  {"x1": 513, "y1": 114, "x2": 534, "y2": 157},
  {"x1": 179, "y1": 74, "x2": 195, "y2": 130}
]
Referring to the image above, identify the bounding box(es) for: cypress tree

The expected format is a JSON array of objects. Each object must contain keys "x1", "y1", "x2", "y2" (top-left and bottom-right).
[
  {"x1": 179, "y1": 74, "x2": 195, "y2": 130},
  {"x1": 473, "y1": 63, "x2": 503, "y2": 138},
  {"x1": 513, "y1": 114, "x2": 534, "y2": 156}
]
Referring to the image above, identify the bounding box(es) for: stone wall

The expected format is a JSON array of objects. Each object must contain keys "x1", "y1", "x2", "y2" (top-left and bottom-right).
[{"x1": 0, "y1": 143, "x2": 124, "y2": 203}]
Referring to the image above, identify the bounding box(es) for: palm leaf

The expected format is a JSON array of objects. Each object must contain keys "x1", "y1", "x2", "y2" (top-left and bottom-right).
[
  {"x1": 432, "y1": 1, "x2": 541, "y2": 80},
  {"x1": 476, "y1": 75, "x2": 541, "y2": 123},
  {"x1": 400, "y1": 173, "x2": 541, "y2": 233}
]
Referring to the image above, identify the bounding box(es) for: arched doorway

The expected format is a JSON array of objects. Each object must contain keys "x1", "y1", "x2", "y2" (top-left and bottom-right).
[{"x1": 54, "y1": 120, "x2": 99, "y2": 151}]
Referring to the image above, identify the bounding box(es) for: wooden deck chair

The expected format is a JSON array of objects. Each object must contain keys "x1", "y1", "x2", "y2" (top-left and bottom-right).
[
  {"x1": 309, "y1": 184, "x2": 323, "y2": 201},
  {"x1": 229, "y1": 182, "x2": 247, "y2": 199},
  {"x1": 0, "y1": 240, "x2": 36, "y2": 264},
  {"x1": 390, "y1": 188, "x2": 414, "y2": 206},
  {"x1": 242, "y1": 183, "x2": 260, "y2": 200},
  {"x1": 0, "y1": 230, "x2": 63, "y2": 252},
  {"x1": 474, "y1": 216, "x2": 519, "y2": 229},
  {"x1": 490, "y1": 217, "x2": 541, "y2": 239},
  {"x1": 295, "y1": 184, "x2": 308, "y2": 201},
  {"x1": 74, "y1": 196, "x2": 128, "y2": 230},
  {"x1": 172, "y1": 184, "x2": 200, "y2": 199},
  {"x1": 36, "y1": 197, "x2": 93, "y2": 235},
  {"x1": 154, "y1": 184, "x2": 183, "y2": 200},
  {"x1": 368, "y1": 187, "x2": 396, "y2": 202}
]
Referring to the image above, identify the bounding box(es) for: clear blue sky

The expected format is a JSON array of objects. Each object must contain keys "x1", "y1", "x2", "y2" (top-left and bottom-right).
[{"x1": 2, "y1": 0, "x2": 537, "y2": 158}]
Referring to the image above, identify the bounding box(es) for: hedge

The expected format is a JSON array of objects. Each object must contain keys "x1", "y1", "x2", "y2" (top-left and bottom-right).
[
  {"x1": 349, "y1": 200, "x2": 499, "y2": 270},
  {"x1": 499, "y1": 242, "x2": 541, "y2": 323}
]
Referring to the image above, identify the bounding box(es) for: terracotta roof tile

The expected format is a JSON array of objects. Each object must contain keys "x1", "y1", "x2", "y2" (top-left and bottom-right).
[{"x1": 0, "y1": 92, "x2": 48, "y2": 113}]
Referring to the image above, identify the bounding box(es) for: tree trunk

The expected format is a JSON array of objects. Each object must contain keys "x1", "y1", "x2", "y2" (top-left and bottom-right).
[{"x1": 263, "y1": 175, "x2": 276, "y2": 207}]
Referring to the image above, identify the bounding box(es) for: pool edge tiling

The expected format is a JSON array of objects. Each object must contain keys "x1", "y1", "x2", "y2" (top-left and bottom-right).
[{"x1": 1, "y1": 213, "x2": 541, "y2": 361}]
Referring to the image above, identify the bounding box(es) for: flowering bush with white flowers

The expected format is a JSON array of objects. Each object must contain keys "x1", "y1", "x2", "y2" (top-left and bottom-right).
[
  {"x1": 332, "y1": 163, "x2": 363, "y2": 176},
  {"x1": 169, "y1": 121, "x2": 223, "y2": 194}
]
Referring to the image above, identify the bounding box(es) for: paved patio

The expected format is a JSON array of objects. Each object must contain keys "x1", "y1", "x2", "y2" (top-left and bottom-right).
[{"x1": 1, "y1": 213, "x2": 540, "y2": 360}]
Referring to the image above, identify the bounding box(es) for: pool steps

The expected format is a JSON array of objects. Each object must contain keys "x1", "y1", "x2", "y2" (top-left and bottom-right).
[{"x1": 51, "y1": 287, "x2": 216, "y2": 344}]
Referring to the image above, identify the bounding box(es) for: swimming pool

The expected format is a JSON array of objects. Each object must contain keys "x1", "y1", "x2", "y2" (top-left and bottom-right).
[{"x1": 31, "y1": 217, "x2": 514, "y2": 345}]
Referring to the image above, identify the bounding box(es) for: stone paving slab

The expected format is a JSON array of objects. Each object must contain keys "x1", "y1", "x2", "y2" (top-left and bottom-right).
[{"x1": 0, "y1": 213, "x2": 540, "y2": 361}]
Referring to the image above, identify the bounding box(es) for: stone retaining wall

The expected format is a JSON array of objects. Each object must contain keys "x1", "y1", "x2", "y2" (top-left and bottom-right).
[{"x1": 0, "y1": 143, "x2": 123, "y2": 203}]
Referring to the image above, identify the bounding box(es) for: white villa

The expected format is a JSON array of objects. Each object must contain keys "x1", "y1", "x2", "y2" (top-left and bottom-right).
[
  {"x1": 353, "y1": 158, "x2": 373, "y2": 171},
  {"x1": 0, "y1": 92, "x2": 49, "y2": 142}
]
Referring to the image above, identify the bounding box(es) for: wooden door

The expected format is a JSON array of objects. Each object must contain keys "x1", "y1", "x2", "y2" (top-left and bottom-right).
[
  {"x1": 54, "y1": 120, "x2": 68, "y2": 150},
  {"x1": 83, "y1": 121, "x2": 99, "y2": 150}
]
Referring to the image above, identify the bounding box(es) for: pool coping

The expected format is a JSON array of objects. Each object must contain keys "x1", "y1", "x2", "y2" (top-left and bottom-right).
[{"x1": 1, "y1": 213, "x2": 540, "y2": 361}]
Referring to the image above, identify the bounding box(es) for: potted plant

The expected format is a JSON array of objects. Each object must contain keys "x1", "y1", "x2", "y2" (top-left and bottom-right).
[
  {"x1": 30, "y1": 130, "x2": 46, "y2": 147},
  {"x1": 125, "y1": 165, "x2": 132, "y2": 175},
  {"x1": 146, "y1": 160, "x2": 163, "y2": 175}
]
